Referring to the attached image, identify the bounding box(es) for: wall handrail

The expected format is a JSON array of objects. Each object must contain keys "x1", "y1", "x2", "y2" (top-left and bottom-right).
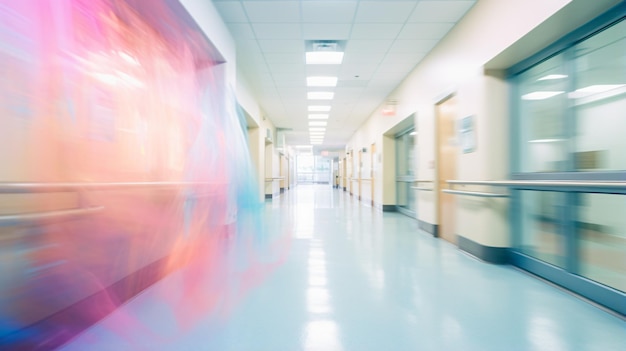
[
  {"x1": 442, "y1": 189, "x2": 508, "y2": 198},
  {"x1": 447, "y1": 180, "x2": 626, "y2": 188},
  {"x1": 446, "y1": 180, "x2": 626, "y2": 195},
  {"x1": 411, "y1": 186, "x2": 433, "y2": 191},
  {"x1": 0, "y1": 182, "x2": 213, "y2": 194},
  {"x1": 413, "y1": 179, "x2": 434, "y2": 183},
  {"x1": 0, "y1": 206, "x2": 104, "y2": 226}
]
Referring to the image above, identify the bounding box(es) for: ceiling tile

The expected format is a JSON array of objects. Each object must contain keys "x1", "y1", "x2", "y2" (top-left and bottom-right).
[
  {"x1": 344, "y1": 39, "x2": 394, "y2": 53},
  {"x1": 388, "y1": 39, "x2": 438, "y2": 53},
  {"x1": 274, "y1": 80, "x2": 305, "y2": 87},
  {"x1": 350, "y1": 23, "x2": 404, "y2": 39},
  {"x1": 302, "y1": 1, "x2": 358, "y2": 23},
  {"x1": 354, "y1": 1, "x2": 417, "y2": 23},
  {"x1": 339, "y1": 64, "x2": 378, "y2": 80},
  {"x1": 243, "y1": 1, "x2": 300, "y2": 23},
  {"x1": 252, "y1": 23, "x2": 302, "y2": 39},
  {"x1": 263, "y1": 52, "x2": 305, "y2": 64},
  {"x1": 213, "y1": 2, "x2": 248, "y2": 23},
  {"x1": 370, "y1": 69, "x2": 411, "y2": 82},
  {"x1": 397, "y1": 23, "x2": 455, "y2": 40},
  {"x1": 227, "y1": 23, "x2": 256, "y2": 40},
  {"x1": 258, "y1": 40, "x2": 305, "y2": 53},
  {"x1": 271, "y1": 73, "x2": 303, "y2": 82},
  {"x1": 381, "y1": 52, "x2": 425, "y2": 65},
  {"x1": 408, "y1": 1, "x2": 475, "y2": 23},
  {"x1": 302, "y1": 23, "x2": 352, "y2": 40},
  {"x1": 342, "y1": 50, "x2": 386, "y2": 65},
  {"x1": 267, "y1": 63, "x2": 306, "y2": 75}
]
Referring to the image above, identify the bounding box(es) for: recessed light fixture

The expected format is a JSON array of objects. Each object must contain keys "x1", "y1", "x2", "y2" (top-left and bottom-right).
[
  {"x1": 308, "y1": 92, "x2": 334, "y2": 100},
  {"x1": 310, "y1": 127, "x2": 326, "y2": 132},
  {"x1": 528, "y1": 138, "x2": 565, "y2": 143},
  {"x1": 309, "y1": 106, "x2": 331, "y2": 112},
  {"x1": 305, "y1": 40, "x2": 345, "y2": 65},
  {"x1": 538, "y1": 74, "x2": 568, "y2": 81},
  {"x1": 521, "y1": 91, "x2": 564, "y2": 100},
  {"x1": 306, "y1": 52, "x2": 344, "y2": 65},
  {"x1": 309, "y1": 114, "x2": 329, "y2": 120},
  {"x1": 309, "y1": 121, "x2": 327, "y2": 127},
  {"x1": 307, "y1": 76, "x2": 338, "y2": 87}
]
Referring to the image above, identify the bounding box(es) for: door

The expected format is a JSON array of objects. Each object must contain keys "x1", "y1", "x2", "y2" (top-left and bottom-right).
[
  {"x1": 436, "y1": 95, "x2": 458, "y2": 243},
  {"x1": 342, "y1": 157, "x2": 347, "y2": 190},
  {"x1": 358, "y1": 150, "x2": 363, "y2": 200},
  {"x1": 370, "y1": 143, "x2": 376, "y2": 207}
]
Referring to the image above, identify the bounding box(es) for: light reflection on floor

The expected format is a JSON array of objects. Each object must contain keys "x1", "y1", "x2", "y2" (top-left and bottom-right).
[{"x1": 63, "y1": 184, "x2": 626, "y2": 351}]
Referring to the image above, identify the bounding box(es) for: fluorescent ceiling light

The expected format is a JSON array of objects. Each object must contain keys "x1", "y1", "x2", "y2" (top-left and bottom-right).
[
  {"x1": 568, "y1": 84, "x2": 626, "y2": 99},
  {"x1": 309, "y1": 121, "x2": 327, "y2": 127},
  {"x1": 310, "y1": 131, "x2": 325, "y2": 135},
  {"x1": 309, "y1": 127, "x2": 326, "y2": 132},
  {"x1": 528, "y1": 138, "x2": 565, "y2": 143},
  {"x1": 308, "y1": 92, "x2": 334, "y2": 100},
  {"x1": 309, "y1": 114, "x2": 329, "y2": 120},
  {"x1": 538, "y1": 74, "x2": 567, "y2": 81},
  {"x1": 409, "y1": 132, "x2": 417, "y2": 136},
  {"x1": 308, "y1": 106, "x2": 331, "y2": 112},
  {"x1": 311, "y1": 141, "x2": 323, "y2": 145},
  {"x1": 306, "y1": 52, "x2": 344, "y2": 65},
  {"x1": 307, "y1": 76, "x2": 338, "y2": 87},
  {"x1": 521, "y1": 91, "x2": 564, "y2": 100}
]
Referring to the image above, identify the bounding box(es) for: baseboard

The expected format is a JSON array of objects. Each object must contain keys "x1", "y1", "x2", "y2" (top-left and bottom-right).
[
  {"x1": 418, "y1": 220, "x2": 439, "y2": 237},
  {"x1": 457, "y1": 235, "x2": 509, "y2": 264},
  {"x1": 511, "y1": 251, "x2": 626, "y2": 317},
  {"x1": 382, "y1": 205, "x2": 396, "y2": 212}
]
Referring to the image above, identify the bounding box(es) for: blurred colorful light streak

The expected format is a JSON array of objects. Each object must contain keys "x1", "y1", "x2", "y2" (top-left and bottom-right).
[{"x1": 0, "y1": 0, "x2": 287, "y2": 349}]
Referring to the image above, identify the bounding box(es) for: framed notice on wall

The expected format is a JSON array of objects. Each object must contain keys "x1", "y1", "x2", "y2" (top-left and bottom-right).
[{"x1": 459, "y1": 115, "x2": 476, "y2": 153}]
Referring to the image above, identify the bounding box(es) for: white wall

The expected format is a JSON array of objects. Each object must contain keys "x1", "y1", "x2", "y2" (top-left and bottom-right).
[{"x1": 345, "y1": 0, "x2": 613, "y2": 247}]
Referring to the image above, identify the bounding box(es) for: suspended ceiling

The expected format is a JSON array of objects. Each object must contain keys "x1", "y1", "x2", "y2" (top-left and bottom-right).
[{"x1": 212, "y1": 0, "x2": 477, "y2": 147}]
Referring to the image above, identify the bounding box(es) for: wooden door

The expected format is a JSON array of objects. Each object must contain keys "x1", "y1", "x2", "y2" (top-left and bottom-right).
[
  {"x1": 436, "y1": 96, "x2": 458, "y2": 244},
  {"x1": 370, "y1": 143, "x2": 376, "y2": 206},
  {"x1": 358, "y1": 150, "x2": 362, "y2": 200}
]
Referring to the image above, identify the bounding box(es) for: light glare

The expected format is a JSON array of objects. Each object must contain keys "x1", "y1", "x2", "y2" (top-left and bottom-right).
[
  {"x1": 308, "y1": 92, "x2": 334, "y2": 100},
  {"x1": 306, "y1": 52, "x2": 344, "y2": 65}
]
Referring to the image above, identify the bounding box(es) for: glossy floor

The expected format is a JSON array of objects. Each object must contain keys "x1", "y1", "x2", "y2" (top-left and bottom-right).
[{"x1": 63, "y1": 184, "x2": 626, "y2": 350}]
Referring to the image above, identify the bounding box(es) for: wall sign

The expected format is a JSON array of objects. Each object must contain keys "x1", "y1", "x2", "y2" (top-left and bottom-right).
[{"x1": 459, "y1": 115, "x2": 476, "y2": 153}]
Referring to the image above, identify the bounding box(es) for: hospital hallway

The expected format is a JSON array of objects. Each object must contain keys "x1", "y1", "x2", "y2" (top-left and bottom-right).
[{"x1": 62, "y1": 184, "x2": 626, "y2": 351}]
